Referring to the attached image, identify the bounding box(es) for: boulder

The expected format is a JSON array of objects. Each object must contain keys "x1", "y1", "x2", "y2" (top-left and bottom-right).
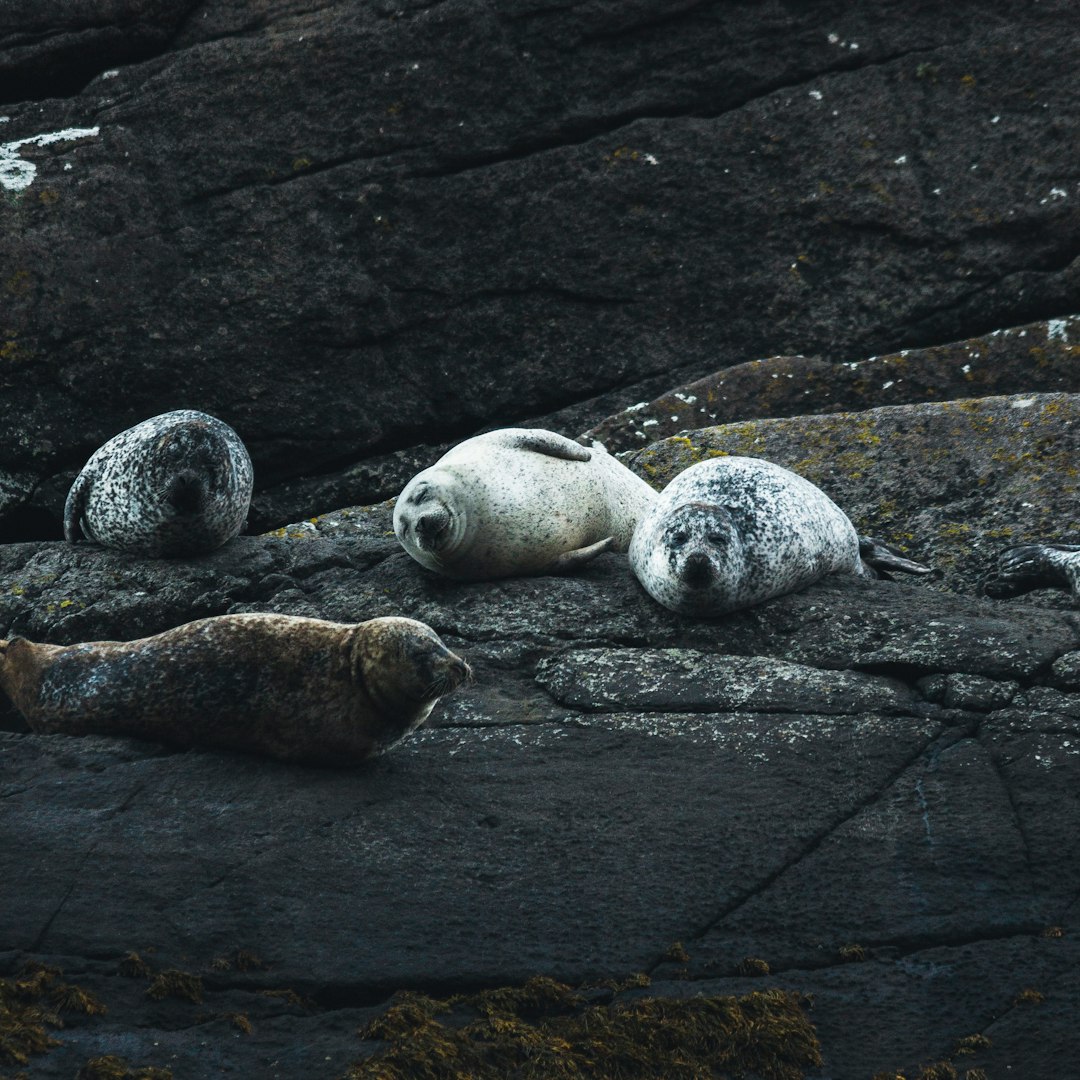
[
  {"x1": 2, "y1": 393, "x2": 1080, "y2": 1076},
  {"x1": 2, "y1": 1, "x2": 1080, "y2": 537},
  {"x1": 585, "y1": 314, "x2": 1080, "y2": 452}
]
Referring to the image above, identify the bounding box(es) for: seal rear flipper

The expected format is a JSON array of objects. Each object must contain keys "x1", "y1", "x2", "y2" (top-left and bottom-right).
[
  {"x1": 858, "y1": 536, "x2": 933, "y2": 579},
  {"x1": 547, "y1": 536, "x2": 615, "y2": 573},
  {"x1": 63, "y1": 471, "x2": 92, "y2": 543},
  {"x1": 983, "y1": 543, "x2": 1080, "y2": 598},
  {"x1": 507, "y1": 429, "x2": 592, "y2": 462}
]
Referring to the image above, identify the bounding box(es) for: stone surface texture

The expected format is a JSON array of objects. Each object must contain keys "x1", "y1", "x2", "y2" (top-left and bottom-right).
[
  {"x1": 1, "y1": 2, "x2": 1080, "y2": 1079},
  {"x1": 1, "y1": 0, "x2": 1080, "y2": 536}
]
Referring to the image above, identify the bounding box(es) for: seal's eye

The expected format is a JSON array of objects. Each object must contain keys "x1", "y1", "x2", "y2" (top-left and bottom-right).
[
  {"x1": 670, "y1": 530, "x2": 689, "y2": 547},
  {"x1": 408, "y1": 485, "x2": 429, "y2": 504},
  {"x1": 706, "y1": 530, "x2": 726, "y2": 544}
]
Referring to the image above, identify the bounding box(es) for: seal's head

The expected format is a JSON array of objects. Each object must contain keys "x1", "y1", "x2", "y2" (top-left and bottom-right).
[
  {"x1": 350, "y1": 617, "x2": 472, "y2": 728},
  {"x1": 631, "y1": 501, "x2": 746, "y2": 616},
  {"x1": 152, "y1": 418, "x2": 236, "y2": 516},
  {"x1": 393, "y1": 470, "x2": 470, "y2": 572}
]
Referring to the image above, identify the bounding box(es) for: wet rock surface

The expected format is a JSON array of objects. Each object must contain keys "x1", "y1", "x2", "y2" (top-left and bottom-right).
[
  {"x1": 2, "y1": 0, "x2": 1080, "y2": 537},
  {"x1": 3, "y1": 422, "x2": 1080, "y2": 1076},
  {"x1": 2, "y1": 1, "x2": 1080, "y2": 1077}
]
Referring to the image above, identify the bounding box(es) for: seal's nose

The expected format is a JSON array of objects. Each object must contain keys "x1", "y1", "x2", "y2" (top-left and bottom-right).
[
  {"x1": 415, "y1": 508, "x2": 450, "y2": 549},
  {"x1": 681, "y1": 551, "x2": 712, "y2": 585},
  {"x1": 166, "y1": 470, "x2": 205, "y2": 513}
]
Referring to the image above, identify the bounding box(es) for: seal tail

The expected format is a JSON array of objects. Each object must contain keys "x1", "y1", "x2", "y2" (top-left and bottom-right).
[{"x1": 858, "y1": 536, "x2": 934, "y2": 579}]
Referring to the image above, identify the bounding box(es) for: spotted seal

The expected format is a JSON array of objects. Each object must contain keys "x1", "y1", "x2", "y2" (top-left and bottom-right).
[
  {"x1": 64, "y1": 410, "x2": 253, "y2": 557},
  {"x1": 393, "y1": 428, "x2": 658, "y2": 580},
  {"x1": 984, "y1": 543, "x2": 1080, "y2": 600},
  {"x1": 0, "y1": 613, "x2": 471, "y2": 765},
  {"x1": 629, "y1": 456, "x2": 931, "y2": 616}
]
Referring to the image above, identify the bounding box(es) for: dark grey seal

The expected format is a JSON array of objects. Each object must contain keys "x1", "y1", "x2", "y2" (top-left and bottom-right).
[
  {"x1": 64, "y1": 409, "x2": 253, "y2": 557},
  {"x1": 984, "y1": 543, "x2": 1080, "y2": 600}
]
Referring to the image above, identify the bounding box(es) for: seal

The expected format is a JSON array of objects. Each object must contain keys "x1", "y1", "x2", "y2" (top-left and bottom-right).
[
  {"x1": 0, "y1": 613, "x2": 471, "y2": 765},
  {"x1": 64, "y1": 409, "x2": 253, "y2": 557},
  {"x1": 393, "y1": 427, "x2": 658, "y2": 580},
  {"x1": 628, "y1": 456, "x2": 931, "y2": 616},
  {"x1": 984, "y1": 543, "x2": 1080, "y2": 600}
]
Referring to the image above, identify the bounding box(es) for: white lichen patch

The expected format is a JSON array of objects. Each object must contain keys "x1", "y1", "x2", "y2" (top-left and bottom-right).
[
  {"x1": 1047, "y1": 318, "x2": 1070, "y2": 341},
  {"x1": 0, "y1": 125, "x2": 100, "y2": 191}
]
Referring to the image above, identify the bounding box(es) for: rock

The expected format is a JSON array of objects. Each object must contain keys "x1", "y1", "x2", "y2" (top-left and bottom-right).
[
  {"x1": 917, "y1": 672, "x2": 1019, "y2": 711},
  {"x1": 584, "y1": 314, "x2": 1080, "y2": 452},
  {"x1": 624, "y1": 392, "x2": 1080, "y2": 602},
  {"x1": 3, "y1": 1, "x2": 1080, "y2": 1075},
  {"x1": 2, "y1": 472, "x2": 1080, "y2": 1075},
  {"x1": 2, "y1": 2, "x2": 1080, "y2": 537}
]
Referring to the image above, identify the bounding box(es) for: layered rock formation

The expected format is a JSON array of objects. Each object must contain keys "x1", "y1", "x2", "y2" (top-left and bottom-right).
[{"x1": 2, "y1": 1, "x2": 1080, "y2": 1077}]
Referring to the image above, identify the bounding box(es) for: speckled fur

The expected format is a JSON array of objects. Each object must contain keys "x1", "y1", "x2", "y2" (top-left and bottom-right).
[
  {"x1": 629, "y1": 457, "x2": 865, "y2": 617},
  {"x1": 64, "y1": 410, "x2": 253, "y2": 557},
  {"x1": 986, "y1": 543, "x2": 1080, "y2": 598},
  {"x1": 393, "y1": 428, "x2": 659, "y2": 580},
  {"x1": 0, "y1": 613, "x2": 471, "y2": 765}
]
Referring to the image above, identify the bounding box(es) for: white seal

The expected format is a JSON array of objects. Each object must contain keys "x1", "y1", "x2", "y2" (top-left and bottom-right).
[
  {"x1": 64, "y1": 410, "x2": 253, "y2": 557},
  {"x1": 393, "y1": 428, "x2": 658, "y2": 580},
  {"x1": 629, "y1": 456, "x2": 929, "y2": 616}
]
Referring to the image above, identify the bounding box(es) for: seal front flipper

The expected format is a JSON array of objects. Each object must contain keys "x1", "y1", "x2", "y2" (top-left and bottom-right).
[
  {"x1": 983, "y1": 543, "x2": 1080, "y2": 599},
  {"x1": 63, "y1": 470, "x2": 93, "y2": 543},
  {"x1": 547, "y1": 536, "x2": 614, "y2": 573},
  {"x1": 858, "y1": 536, "x2": 933, "y2": 579},
  {"x1": 507, "y1": 429, "x2": 592, "y2": 462}
]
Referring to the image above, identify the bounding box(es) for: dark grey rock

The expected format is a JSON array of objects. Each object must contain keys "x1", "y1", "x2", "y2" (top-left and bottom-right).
[
  {"x1": 917, "y1": 672, "x2": 1018, "y2": 711},
  {"x1": 585, "y1": 315, "x2": 1080, "y2": 453},
  {"x1": 3, "y1": 1, "x2": 1080, "y2": 537},
  {"x1": 2, "y1": 495, "x2": 1080, "y2": 1076},
  {"x1": 2, "y1": 1, "x2": 1080, "y2": 1075},
  {"x1": 536, "y1": 648, "x2": 920, "y2": 715},
  {"x1": 1047, "y1": 650, "x2": 1080, "y2": 691}
]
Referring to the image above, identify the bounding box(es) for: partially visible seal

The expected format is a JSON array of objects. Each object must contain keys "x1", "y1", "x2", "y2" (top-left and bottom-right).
[
  {"x1": 393, "y1": 428, "x2": 658, "y2": 580},
  {"x1": 64, "y1": 410, "x2": 253, "y2": 557},
  {"x1": 629, "y1": 456, "x2": 931, "y2": 616},
  {"x1": 0, "y1": 613, "x2": 471, "y2": 765},
  {"x1": 984, "y1": 543, "x2": 1080, "y2": 599}
]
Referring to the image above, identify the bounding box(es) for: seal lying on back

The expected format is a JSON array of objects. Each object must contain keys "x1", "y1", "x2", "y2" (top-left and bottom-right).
[
  {"x1": 64, "y1": 410, "x2": 253, "y2": 557},
  {"x1": 984, "y1": 543, "x2": 1080, "y2": 600},
  {"x1": 394, "y1": 428, "x2": 658, "y2": 580},
  {"x1": 0, "y1": 613, "x2": 471, "y2": 766},
  {"x1": 629, "y1": 456, "x2": 931, "y2": 617}
]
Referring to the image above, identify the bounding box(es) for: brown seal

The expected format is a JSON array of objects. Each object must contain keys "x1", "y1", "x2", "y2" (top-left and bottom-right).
[{"x1": 0, "y1": 613, "x2": 471, "y2": 766}]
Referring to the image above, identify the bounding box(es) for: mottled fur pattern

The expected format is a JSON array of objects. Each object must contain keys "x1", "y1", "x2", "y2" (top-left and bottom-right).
[
  {"x1": 629, "y1": 457, "x2": 865, "y2": 616},
  {"x1": 0, "y1": 614, "x2": 471, "y2": 765},
  {"x1": 64, "y1": 410, "x2": 253, "y2": 557},
  {"x1": 394, "y1": 428, "x2": 658, "y2": 580},
  {"x1": 984, "y1": 543, "x2": 1080, "y2": 599}
]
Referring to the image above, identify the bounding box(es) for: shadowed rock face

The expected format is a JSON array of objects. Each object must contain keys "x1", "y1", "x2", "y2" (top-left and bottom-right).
[
  {"x1": 3, "y1": 393, "x2": 1080, "y2": 1078},
  {"x1": 2, "y1": 2, "x2": 1080, "y2": 1076},
  {"x1": 2, "y1": 1, "x2": 1080, "y2": 537}
]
